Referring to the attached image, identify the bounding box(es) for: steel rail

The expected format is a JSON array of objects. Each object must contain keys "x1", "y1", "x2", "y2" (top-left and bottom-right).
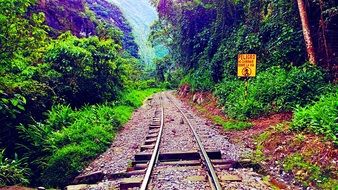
[
  {"x1": 140, "y1": 94, "x2": 165, "y2": 190},
  {"x1": 167, "y1": 93, "x2": 223, "y2": 190}
]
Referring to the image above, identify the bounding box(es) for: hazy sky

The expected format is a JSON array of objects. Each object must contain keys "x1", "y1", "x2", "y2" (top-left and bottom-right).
[{"x1": 109, "y1": 0, "x2": 158, "y2": 66}]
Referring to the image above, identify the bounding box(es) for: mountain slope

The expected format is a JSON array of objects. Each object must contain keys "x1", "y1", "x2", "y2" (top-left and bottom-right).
[
  {"x1": 108, "y1": 0, "x2": 158, "y2": 67},
  {"x1": 35, "y1": 0, "x2": 139, "y2": 57}
]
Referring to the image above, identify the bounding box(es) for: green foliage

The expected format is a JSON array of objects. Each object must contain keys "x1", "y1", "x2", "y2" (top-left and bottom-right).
[
  {"x1": 152, "y1": 55, "x2": 184, "y2": 89},
  {"x1": 1, "y1": 31, "x2": 135, "y2": 157},
  {"x1": 213, "y1": 78, "x2": 241, "y2": 106},
  {"x1": 0, "y1": 150, "x2": 30, "y2": 187},
  {"x1": 153, "y1": 0, "x2": 307, "y2": 84},
  {"x1": 112, "y1": 105, "x2": 134, "y2": 124},
  {"x1": 181, "y1": 69, "x2": 214, "y2": 92},
  {"x1": 0, "y1": 0, "x2": 49, "y2": 72},
  {"x1": 214, "y1": 65, "x2": 332, "y2": 120},
  {"x1": 41, "y1": 144, "x2": 93, "y2": 187},
  {"x1": 291, "y1": 91, "x2": 338, "y2": 143},
  {"x1": 0, "y1": 0, "x2": 154, "y2": 188},
  {"x1": 121, "y1": 88, "x2": 162, "y2": 107},
  {"x1": 0, "y1": 66, "x2": 54, "y2": 160},
  {"x1": 0, "y1": 0, "x2": 137, "y2": 157},
  {"x1": 17, "y1": 88, "x2": 159, "y2": 187},
  {"x1": 212, "y1": 116, "x2": 252, "y2": 131},
  {"x1": 0, "y1": 0, "x2": 52, "y2": 153},
  {"x1": 0, "y1": 89, "x2": 26, "y2": 119},
  {"x1": 283, "y1": 154, "x2": 338, "y2": 188},
  {"x1": 45, "y1": 33, "x2": 134, "y2": 107},
  {"x1": 18, "y1": 104, "x2": 123, "y2": 187}
]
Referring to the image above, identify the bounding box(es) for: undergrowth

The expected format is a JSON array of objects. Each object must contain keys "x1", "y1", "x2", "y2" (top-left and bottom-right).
[
  {"x1": 252, "y1": 122, "x2": 337, "y2": 189},
  {"x1": 0, "y1": 150, "x2": 30, "y2": 187},
  {"x1": 121, "y1": 88, "x2": 162, "y2": 107},
  {"x1": 291, "y1": 91, "x2": 338, "y2": 143},
  {"x1": 214, "y1": 65, "x2": 333, "y2": 120},
  {"x1": 15, "y1": 88, "x2": 161, "y2": 187}
]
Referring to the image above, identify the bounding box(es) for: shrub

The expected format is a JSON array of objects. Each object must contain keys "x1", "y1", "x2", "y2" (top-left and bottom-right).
[
  {"x1": 44, "y1": 104, "x2": 74, "y2": 130},
  {"x1": 0, "y1": 150, "x2": 30, "y2": 187},
  {"x1": 18, "y1": 104, "x2": 123, "y2": 187},
  {"x1": 0, "y1": 76, "x2": 54, "y2": 157},
  {"x1": 112, "y1": 105, "x2": 134, "y2": 124},
  {"x1": 291, "y1": 91, "x2": 338, "y2": 143},
  {"x1": 214, "y1": 65, "x2": 332, "y2": 120},
  {"x1": 41, "y1": 144, "x2": 93, "y2": 187},
  {"x1": 121, "y1": 88, "x2": 162, "y2": 107},
  {"x1": 181, "y1": 69, "x2": 214, "y2": 92},
  {"x1": 44, "y1": 33, "x2": 134, "y2": 107},
  {"x1": 17, "y1": 88, "x2": 160, "y2": 187}
]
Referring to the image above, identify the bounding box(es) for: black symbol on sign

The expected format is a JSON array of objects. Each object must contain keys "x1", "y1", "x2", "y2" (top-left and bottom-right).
[{"x1": 242, "y1": 67, "x2": 251, "y2": 76}]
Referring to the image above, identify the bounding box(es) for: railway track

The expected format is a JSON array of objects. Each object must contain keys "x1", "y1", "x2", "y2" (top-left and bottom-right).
[
  {"x1": 73, "y1": 92, "x2": 257, "y2": 190},
  {"x1": 118, "y1": 92, "x2": 237, "y2": 190},
  {"x1": 161, "y1": 93, "x2": 222, "y2": 190}
]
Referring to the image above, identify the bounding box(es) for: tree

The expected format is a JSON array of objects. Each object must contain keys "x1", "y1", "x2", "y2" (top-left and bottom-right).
[{"x1": 297, "y1": 0, "x2": 317, "y2": 64}]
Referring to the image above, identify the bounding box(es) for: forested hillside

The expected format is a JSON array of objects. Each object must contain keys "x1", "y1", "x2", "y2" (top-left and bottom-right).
[
  {"x1": 109, "y1": 0, "x2": 160, "y2": 68},
  {"x1": 34, "y1": 0, "x2": 139, "y2": 57}
]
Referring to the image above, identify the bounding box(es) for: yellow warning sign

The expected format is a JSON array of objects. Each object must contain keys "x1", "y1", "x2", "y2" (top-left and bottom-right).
[{"x1": 237, "y1": 54, "x2": 257, "y2": 77}]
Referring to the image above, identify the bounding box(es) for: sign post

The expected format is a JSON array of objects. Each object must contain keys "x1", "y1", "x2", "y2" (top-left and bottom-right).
[{"x1": 237, "y1": 54, "x2": 257, "y2": 100}]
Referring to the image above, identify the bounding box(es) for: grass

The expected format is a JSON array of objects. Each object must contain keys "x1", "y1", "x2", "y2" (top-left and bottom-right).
[
  {"x1": 251, "y1": 130, "x2": 271, "y2": 163},
  {"x1": 112, "y1": 105, "x2": 134, "y2": 124},
  {"x1": 17, "y1": 88, "x2": 162, "y2": 187},
  {"x1": 0, "y1": 150, "x2": 30, "y2": 187},
  {"x1": 291, "y1": 91, "x2": 338, "y2": 144},
  {"x1": 121, "y1": 88, "x2": 163, "y2": 108},
  {"x1": 212, "y1": 116, "x2": 253, "y2": 131}
]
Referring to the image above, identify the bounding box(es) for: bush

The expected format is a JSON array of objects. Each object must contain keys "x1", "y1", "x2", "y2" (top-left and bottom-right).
[
  {"x1": 121, "y1": 88, "x2": 162, "y2": 107},
  {"x1": 17, "y1": 88, "x2": 160, "y2": 187},
  {"x1": 18, "y1": 104, "x2": 124, "y2": 187},
  {"x1": 0, "y1": 76, "x2": 54, "y2": 156},
  {"x1": 41, "y1": 144, "x2": 98, "y2": 187},
  {"x1": 0, "y1": 150, "x2": 30, "y2": 187},
  {"x1": 291, "y1": 91, "x2": 338, "y2": 143},
  {"x1": 180, "y1": 69, "x2": 214, "y2": 92},
  {"x1": 44, "y1": 33, "x2": 135, "y2": 107},
  {"x1": 112, "y1": 105, "x2": 134, "y2": 124},
  {"x1": 214, "y1": 65, "x2": 332, "y2": 120}
]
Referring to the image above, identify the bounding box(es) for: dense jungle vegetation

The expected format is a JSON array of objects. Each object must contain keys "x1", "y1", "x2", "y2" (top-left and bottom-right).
[
  {"x1": 150, "y1": 0, "x2": 337, "y2": 188},
  {"x1": 0, "y1": 0, "x2": 162, "y2": 187},
  {"x1": 0, "y1": 0, "x2": 337, "y2": 188},
  {"x1": 150, "y1": 0, "x2": 337, "y2": 139}
]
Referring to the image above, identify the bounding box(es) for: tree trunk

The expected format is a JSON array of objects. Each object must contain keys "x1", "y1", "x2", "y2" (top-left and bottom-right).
[
  {"x1": 319, "y1": 0, "x2": 331, "y2": 68},
  {"x1": 297, "y1": 0, "x2": 317, "y2": 64}
]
